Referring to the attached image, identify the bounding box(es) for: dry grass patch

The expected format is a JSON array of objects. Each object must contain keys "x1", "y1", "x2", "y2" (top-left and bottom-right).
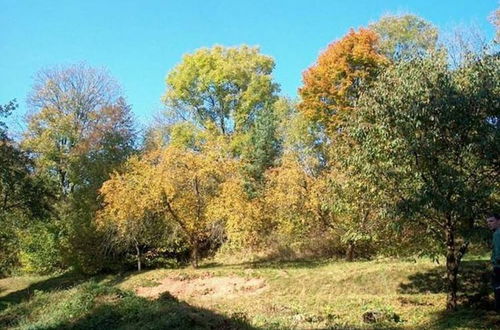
[{"x1": 136, "y1": 274, "x2": 267, "y2": 300}]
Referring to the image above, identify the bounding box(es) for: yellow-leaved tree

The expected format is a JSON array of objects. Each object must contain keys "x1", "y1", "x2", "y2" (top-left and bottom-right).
[{"x1": 99, "y1": 140, "x2": 237, "y2": 268}]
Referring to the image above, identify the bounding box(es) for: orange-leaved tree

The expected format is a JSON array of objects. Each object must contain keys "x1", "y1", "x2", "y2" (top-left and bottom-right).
[{"x1": 298, "y1": 28, "x2": 388, "y2": 133}]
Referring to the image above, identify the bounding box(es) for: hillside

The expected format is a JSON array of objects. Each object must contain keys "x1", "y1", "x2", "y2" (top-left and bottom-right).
[{"x1": 1, "y1": 258, "x2": 499, "y2": 329}]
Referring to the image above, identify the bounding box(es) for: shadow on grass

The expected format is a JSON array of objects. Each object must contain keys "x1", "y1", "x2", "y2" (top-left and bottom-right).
[
  {"x1": 399, "y1": 260, "x2": 500, "y2": 328},
  {"x1": 0, "y1": 272, "x2": 87, "y2": 312},
  {"x1": 0, "y1": 270, "x2": 146, "y2": 312},
  {"x1": 399, "y1": 260, "x2": 491, "y2": 308},
  {"x1": 1, "y1": 282, "x2": 257, "y2": 330},
  {"x1": 424, "y1": 308, "x2": 500, "y2": 329},
  {"x1": 61, "y1": 291, "x2": 257, "y2": 330}
]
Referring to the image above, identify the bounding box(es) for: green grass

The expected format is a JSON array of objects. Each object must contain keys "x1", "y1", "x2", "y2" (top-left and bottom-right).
[{"x1": 1, "y1": 257, "x2": 499, "y2": 329}]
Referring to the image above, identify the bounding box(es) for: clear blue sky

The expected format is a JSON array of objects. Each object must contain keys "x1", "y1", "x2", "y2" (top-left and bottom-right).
[{"x1": 1, "y1": 0, "x2": 497, "y2": 128}]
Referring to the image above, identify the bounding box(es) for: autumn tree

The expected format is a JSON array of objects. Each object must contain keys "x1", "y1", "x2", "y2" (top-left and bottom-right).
[
  {"x1": 298, "y1": 28, "x2": 390, "y2": 261},
  {"x1": 298, "y1": 28, "x2": 388, "y2": 133},
  {"x1": 346, "y1": 53, "x2": 500, "y2": 310},
  {"x1": 369, "y1": 14, "x2": 438, "y2": 61},
  {"x1": 25, "y1": 63, "x2": 130, "y2": 196},
  {"x1": 100, "y1": 142, "x2": 237, "y2": 268},
  {"x1": 163, "y1": 45, "x2": 283, "y2": 193},
  {"x1": 23, "y1": 63, "x2": 137, "y2": 273},
  {"x1": 97, "y1": 155, "x2": 174, "y2": 271}
]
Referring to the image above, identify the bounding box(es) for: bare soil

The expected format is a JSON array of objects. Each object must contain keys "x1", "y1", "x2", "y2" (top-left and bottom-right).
[{"x1": 135, "y1": 274, "x2": 267, "y2": 300}]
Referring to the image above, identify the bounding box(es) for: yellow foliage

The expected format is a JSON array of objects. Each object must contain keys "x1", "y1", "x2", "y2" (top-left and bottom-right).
[{"x1": 98, "y1": 143, "x2": 237, "y2": 267}]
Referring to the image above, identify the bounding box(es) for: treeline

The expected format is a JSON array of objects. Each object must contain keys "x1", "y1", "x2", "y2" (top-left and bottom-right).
[{"x1": 1, "y1": 13, "x2": 499, "y2": 310}]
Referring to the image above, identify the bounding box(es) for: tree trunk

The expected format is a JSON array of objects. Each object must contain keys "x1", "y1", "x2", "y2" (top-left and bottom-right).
[
  {"x1": 135, "y1": 242, "x2": 142, "y2": 272},
  {"x1": 445, "y1": 228, "x2": 458, "y2": 311},
  {"x1": 191, "y1": 243, "x2": 199, "y2": 268},
  {"x1": 443, "y1": 215, "x2": 470, "y2": 311},
  {"x1": 346, "y1": 241, "x2": 355, "y2": 262}
]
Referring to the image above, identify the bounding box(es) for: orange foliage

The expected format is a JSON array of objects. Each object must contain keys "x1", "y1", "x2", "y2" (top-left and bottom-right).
[{"x1": 298, "y1": 28, "x2": 388, "y2": 132}]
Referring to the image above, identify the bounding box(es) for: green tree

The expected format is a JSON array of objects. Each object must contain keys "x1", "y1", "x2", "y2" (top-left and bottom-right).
[
  {"x1": 0, "y1": 100, "x2": 52, "y2": 274},
  {"x1": 347, "y1": 53, "x2": 500, "y2": 310},
  {"x1": 163, "y1": 45, "x2": 282, "y2": 195},
  {"x1": 163, "y1": 45, "x2": 279, "y2": 135},
  {"x1": 241, "y1": 101, "x2": 282, "y2": 195},
  {"x1": 23, "y1": 64, "x2": 137, "y2": 273},
  {"x1": 369, "y1": 14, "x2": 438, "y2": 61}
]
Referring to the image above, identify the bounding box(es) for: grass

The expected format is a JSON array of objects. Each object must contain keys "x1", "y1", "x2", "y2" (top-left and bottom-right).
[{"x1": 1, "y1": 257, "x2": 500, "y2": 329}]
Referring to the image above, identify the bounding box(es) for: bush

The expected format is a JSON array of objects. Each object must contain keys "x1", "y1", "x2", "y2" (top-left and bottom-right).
[{"x1": 18, "y1": 221, "x2": 63, "y2": 274}]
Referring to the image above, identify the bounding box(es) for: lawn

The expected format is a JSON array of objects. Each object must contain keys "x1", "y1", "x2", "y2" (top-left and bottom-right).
[{"x1": 1, "y1": 257, "x2": 499, "y2": 329}]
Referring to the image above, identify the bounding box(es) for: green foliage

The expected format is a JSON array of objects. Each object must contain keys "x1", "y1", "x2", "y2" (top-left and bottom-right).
[
  {"x1": 18, "y1": 222, "x2": 63, "y2": 274},
  {"x1": 0, "y1": 101, "x2": 52, "y2": 276},
  {"x1": 241, "y1": 101, "x2": 282, "y2": 195},
  {"x1": 346, "y1": 52, "x2": 500, "y2": 308},
  {"x1": 369, "y1": 14, "x2": 438, "y2": 61},
  {"x1": 163, "y1": 45, "x2": 279, "y2": 135},
  {"x1": 0, "y1": 100, "x2": 17, "y2": 139}
]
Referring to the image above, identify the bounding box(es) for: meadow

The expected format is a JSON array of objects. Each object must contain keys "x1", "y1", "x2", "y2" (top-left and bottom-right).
[{"x1": 1, "y1": 257, "x2": 498, "y2": 329}]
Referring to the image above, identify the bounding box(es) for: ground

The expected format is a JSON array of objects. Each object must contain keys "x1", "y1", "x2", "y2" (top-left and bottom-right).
[{"x1": 1, "y1": 257, "x2": 499, "y2": 329}]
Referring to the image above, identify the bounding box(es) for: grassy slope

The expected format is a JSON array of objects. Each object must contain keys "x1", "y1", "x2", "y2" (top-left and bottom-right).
[{"x1": 1, "y1": 258, "x2": 499, "y2": 329}]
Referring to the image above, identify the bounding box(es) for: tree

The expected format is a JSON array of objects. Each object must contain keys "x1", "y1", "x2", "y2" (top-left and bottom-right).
[
  {"x1": 97, "y1": 156, "x2": 171, "y2": 271},
  {"x1": 23, "y1": 64, "x2": 137, "y2": 273},
  {"x1": 0, "y1": 100, "x2": 52, "y2": 274},
  {"x1": 298, "y1": 28, "x2": 390, "y2": 260},
  {"x1": 25, "y1": 63, "x2": 129, "y2": 196},
  {"x1": 346, "y1": 53, "x2": 500, "y2": 310},
  {"x1": 241, "y1": 102, "x2": 282, "y2": 195},
  {"x1": 369, "y1": 14, "x2": 438, "y2": 61},
  {"x1": 163, "y1": 45, "x2": 279, "y2": 135},
  {"x1": 100, "y1": 144, "x2": 237, "y2": 268},
  {"x1": 298, "y1": 28, "x2": 388, "y2": 133}
]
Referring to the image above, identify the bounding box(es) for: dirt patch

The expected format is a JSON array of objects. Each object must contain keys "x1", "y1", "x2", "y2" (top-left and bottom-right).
[{"x1": 136, "y1": 275, "x2": 267, "y2": 300}]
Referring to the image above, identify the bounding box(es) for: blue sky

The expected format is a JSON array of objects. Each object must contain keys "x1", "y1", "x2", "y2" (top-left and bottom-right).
[{"x1": 1, "y1": 1, "x2": 497, "y2": 128}]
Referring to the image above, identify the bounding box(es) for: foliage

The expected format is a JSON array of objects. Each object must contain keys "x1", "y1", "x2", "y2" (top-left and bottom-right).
[
  {"x1": 298, "y1": 28, "x2": 388, "y2": 133},
  {"x1": 23, "y1": 64, "x2": 137, "y2": 273},
  {"x1": 369, "y1": 14, "x2": 438, "y2": 61},
  {"x1": 0, "y1": 101, "x2": 52, "y2": 276},
  {"x1": 100, "y1": 142, "x2": 237, "y2": 268},
  {"x1": 18, "y1": 222, "x2": 63, "y2": 274},
  {"x1": 163, "y1": 45, "x2": 279, "y2": 135},
  {"x1": 241, "y1": 100, "x2": 282, "y2": 194},
  {"x1": 346, "y1": 52, "x2": 500, "y2": 309}
]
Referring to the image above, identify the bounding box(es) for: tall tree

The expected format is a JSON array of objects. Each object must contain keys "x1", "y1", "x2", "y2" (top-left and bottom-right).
[
  {"x1": 163, "y1": 45, "x2": 282, "y2": 194},
  {"x1": 369, "y1": 14, "x2": 438, "y2": 61},
  {"x1": 298, "y1": 29, "x2": 389, "y2": 260},
  {"x1": 298, "y1": 28, "x2": 388, "y2": 133},
  {"x1": 346, "y1": 53, "x2": 500, "y2": 310},
  {"x1": 25, "y1": 63, "x2": 128, "y2": 196},
  {"x1": 23, "y1": 64, "x2": 136, "y2": 273},
  {"x1": 163, "y1": 45, "x2": 279, "y2": 135}
]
